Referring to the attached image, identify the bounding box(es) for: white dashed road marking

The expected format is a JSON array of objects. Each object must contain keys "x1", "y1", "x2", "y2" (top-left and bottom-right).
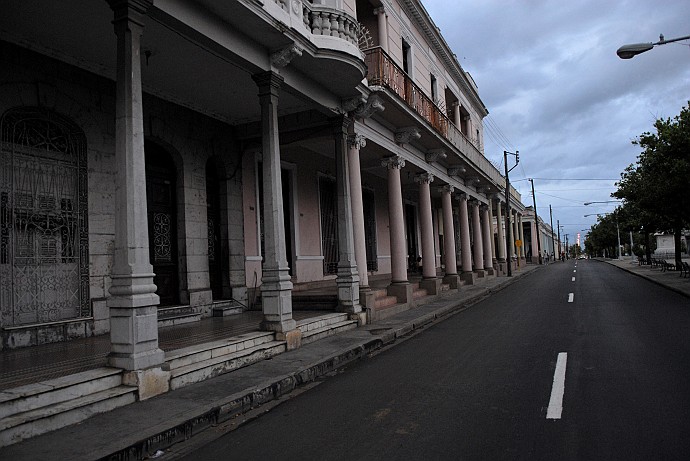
[
  {"x1": 568, "y1": 293, "x2": 574, "y2": 303},
  {"x1": 546, "y1": 352, "x2": 568, "y2": 419}
]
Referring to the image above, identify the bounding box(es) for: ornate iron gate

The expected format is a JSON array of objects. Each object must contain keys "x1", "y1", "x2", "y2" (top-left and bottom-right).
[{"x1": 0, "y1": 107, "x2": 89, "y2": 327}]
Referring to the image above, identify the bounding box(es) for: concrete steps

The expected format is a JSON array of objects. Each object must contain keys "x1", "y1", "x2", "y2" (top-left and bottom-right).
[
  {"x1": 372, "y1": 289, "x2": 398, "y2": 308},
  {"x1": 166, "y1": 332, "x2": 286, "y2": 390},
  {"x1": 297, "y1": 313, "x2": 358, "y2": 345},
  {"x1": 0, "y1": 368, "x2": 136, "y2": 447}
]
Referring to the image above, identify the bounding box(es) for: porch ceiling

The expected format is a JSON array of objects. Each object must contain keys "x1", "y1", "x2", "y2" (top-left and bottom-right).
[{"x1": 0, "y1": 0, "x2": 338, "y2": 125}]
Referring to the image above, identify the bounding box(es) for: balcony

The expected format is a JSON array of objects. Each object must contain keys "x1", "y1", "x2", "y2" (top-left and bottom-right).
[{"x1": 364, "y1": 47, "x2": 520, "y2": 203}]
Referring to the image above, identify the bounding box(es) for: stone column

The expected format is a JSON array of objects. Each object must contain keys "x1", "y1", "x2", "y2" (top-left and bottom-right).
[
  {"x1": 347, "y1": 133, "x2": 368, "y2": 289},
  {"x1": 470, "y1": 200, "x2": 484, "y2": 272},
  {"x1": 415, "y1": 173, "x2": 435, "y2": 279},
  {"x1": 488, "y1": 199, "x2": 497, "y2": 261},
  {"x1": 374, "y1": 7, "x2": 388, "y2": 53},
  {"x1": 106, "y1": 0, "x2": 165, "y2": 376},
  {"x1": 495, "y1": 199, "x2": 506, "y2": 262},
  {"x1": 452, "y1": 102, "x2": 461, "y2": 127},
  {"x1": 481, "y1": 205, "x2": 494, "y2": 274},
  {"x1": 252, "y1": 72, "x2": 299, "y2": 346},
  {"x1": 518, "y1": 213, "x2": 526, "y2": 259},
  {"x1": 456, "y1": 193, "x2": 473, "y2": 280},
  {"x1": 382, "y1": 156, "x2": 408, "y2": 285},
  {"x1": 440, "y1": 186, "x2": 460, "y2": 289},
  {"x1": 332, "y1": 117, "x2": 361, "y2": 315}
]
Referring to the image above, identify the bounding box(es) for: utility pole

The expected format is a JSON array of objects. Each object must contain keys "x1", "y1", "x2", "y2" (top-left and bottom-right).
[
  {"x1": 557, "y1": 219, "x2": 561, "y2": 260},
  {"x1": 504, "y1": 150, "x2": 519, "y2": 276},
  {"x1": 549, "y1": 205, "x2": 555, "y2": 262},
  {"x1": 529, "y1": 178, "x2": 542, "y2": 264}
]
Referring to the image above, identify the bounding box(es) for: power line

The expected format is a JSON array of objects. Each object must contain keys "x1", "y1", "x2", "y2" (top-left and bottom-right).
[{"x1": 529, "y1": 177, "x2": 618, "y2": 181}]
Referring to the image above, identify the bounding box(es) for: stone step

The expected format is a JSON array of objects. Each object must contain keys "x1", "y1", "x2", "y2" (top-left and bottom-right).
[
  {"x1": 165, "y1": 332, "x2": 276, "y2": 371},
  {"x1": 296, "y1": 314, "x2": 358, "y2": 345},
  {"x1": 0, "y1": 384, "x2": 136, "y2": 447},
  {"x1": 158, "y1": 306, "x2": 201, "y2": 327},
  {"x1": 371, "y1": 302, "x2": 409, "y2": 322},
  {"x1": 0, "y1": 367, "x2": 124, "y2": 420},
  {"x1": 295, "y1": 313, "x2": 350, "y2": 333},
  {"x1": 168, "y1": 340, "x2": 286, "y2": 391},
  {"x1": 374, "y1": 294, "x2": 398, "y2": 308}
]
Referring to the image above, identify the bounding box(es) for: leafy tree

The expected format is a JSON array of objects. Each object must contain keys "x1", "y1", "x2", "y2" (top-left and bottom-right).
[{"x1": 613, "y1": 102, "x2": 690, "y2": 266}]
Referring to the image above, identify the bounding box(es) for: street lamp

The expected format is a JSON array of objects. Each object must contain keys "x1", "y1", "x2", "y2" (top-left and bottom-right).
[
  {"x1": 585, "y1": 213, "x2": 622, "y2": 260},
  {"x1": 617, "y1": 33, "x2": 690, "y2": 59}
]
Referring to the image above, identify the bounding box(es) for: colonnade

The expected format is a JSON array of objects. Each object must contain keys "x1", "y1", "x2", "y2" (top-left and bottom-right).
[{"x1": 104, "y1": 0, "x2": 524, "y2": 378}]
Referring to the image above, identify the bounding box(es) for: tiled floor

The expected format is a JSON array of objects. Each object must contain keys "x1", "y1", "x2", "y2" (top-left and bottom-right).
[{"x1": 0, "y1": 310, "x2": 326, "y2": 391}]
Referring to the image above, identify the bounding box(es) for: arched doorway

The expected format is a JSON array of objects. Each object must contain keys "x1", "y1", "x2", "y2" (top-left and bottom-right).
[
  {"x1": 0, "y1": 107, "x2": 89, "y2": 326},
  {"x1": 145, "y1": 141, "x2": 179, "y2": 306}
]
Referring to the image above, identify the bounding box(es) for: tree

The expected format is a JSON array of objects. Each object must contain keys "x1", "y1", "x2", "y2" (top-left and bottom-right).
[{"x1": 613, "y1": 102, "x2": 690, "y2": 266}]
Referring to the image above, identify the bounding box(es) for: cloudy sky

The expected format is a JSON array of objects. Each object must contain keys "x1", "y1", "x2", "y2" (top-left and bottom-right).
[{"x1": 423, "y1": 0, "x2": 690, "y2": 248}]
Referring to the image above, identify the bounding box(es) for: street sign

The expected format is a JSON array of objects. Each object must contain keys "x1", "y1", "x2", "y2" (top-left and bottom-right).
[{"x1": 515, "y1": 239, "x2": 522, "y2": 247}]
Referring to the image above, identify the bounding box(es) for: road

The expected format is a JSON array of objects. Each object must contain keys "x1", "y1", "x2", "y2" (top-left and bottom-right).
[{"x1": 176, "y1": 260, "x2": 690, "y2": 460}]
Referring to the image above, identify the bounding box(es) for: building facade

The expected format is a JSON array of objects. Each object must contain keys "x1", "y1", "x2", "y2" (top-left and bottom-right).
[{"x1": 0, "y1": 0, "x2": 527, "y2": 381}]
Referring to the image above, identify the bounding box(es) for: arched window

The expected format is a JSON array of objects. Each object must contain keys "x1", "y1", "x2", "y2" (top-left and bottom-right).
[{"x1": 0, "y1": 107, "x2": 89, "y2": 326}]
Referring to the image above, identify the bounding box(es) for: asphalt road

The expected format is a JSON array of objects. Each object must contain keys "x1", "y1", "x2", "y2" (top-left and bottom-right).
[{"x1": 177, "y1": 260, "x2": 690, "y2": 460}]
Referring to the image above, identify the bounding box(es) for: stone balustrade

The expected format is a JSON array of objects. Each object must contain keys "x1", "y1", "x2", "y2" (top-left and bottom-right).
[{"x1": 302, "y1": 3, "x2": 359, "y2": 46}]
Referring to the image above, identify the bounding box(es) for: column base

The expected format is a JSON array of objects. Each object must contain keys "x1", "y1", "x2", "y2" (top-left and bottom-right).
[
  {"x1": 360, "y1": 287, "x2": 376, "y2": 308},
  {"x1": 275, "y1": 328, "x2": 302, "y2": 351},
  {"x1": 108, "y1": 304, "x2": 164, "y2": 371},
  {"x1": 443, "y1": 274, "x2": 461, "y2": 289},
  {"x1": 474, "y1": 269, "x2": 486, "y2": 278},
  {"x1": 387, "y1": 282, "x2": 413, "y2": 304},
  {"x1": 420, "y1": 277, "x2": 441, "y2": 295},
  {"x1": 122, "y1": 367, "x2": 171, "y2": 401},
  {"x1": 460, "y1": 271, "x2": 477, "y2": 285}
]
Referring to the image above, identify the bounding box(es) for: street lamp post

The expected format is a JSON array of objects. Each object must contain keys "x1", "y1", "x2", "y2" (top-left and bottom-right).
[{"x1": 617, "y1": 33, "x2": 690, "y2": 59}]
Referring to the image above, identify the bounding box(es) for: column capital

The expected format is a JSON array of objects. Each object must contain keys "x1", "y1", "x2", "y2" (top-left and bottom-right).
[
  {"x1": 374, "y1": 6, "x2": 387, "y2": 16},
  {"x1": 453, "y1": 191, "x2": 467, "y2": 201},
  {"x1": 330, "y1": 114, "x2": 353, "y2": 136},
  {"x1": 480, "y1": 204, "x2": 489, "y2": 212},
  {"x1": 252, "y1": 71, "x2": 284, "y2": 97},
  {"x1": 439, "y1": 184, "x2": 454, "y2": 194},
  {"x1": 381, "y1": 155, "x2": 405, "y2": 170},
  {"x1": 414, "y1": 172, "x2": 434, "y2": 185},
  {"x1": 347, "y1": 134, "x2": 367, "y2": 149}
]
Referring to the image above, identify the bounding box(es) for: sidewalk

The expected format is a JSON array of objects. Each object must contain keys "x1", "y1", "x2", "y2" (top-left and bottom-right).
[
  {"x1": 2, "y1": 265, "x2": 539, "y2": 460},
  {"x1": 602, "y1": 258, "x2": 690, "y2": 299}
]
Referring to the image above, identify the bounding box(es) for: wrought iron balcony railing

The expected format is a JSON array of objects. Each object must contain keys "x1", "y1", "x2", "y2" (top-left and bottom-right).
[{"x1": 364, "y1": 47, "x2": 520, "y2": 202}]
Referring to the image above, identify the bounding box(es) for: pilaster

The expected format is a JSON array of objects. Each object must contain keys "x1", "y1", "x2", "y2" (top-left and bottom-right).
[
  {"x1": 332, "y1": 116, "x2": 361, "y2": 314},
  {"x1": 252, "y1": 71, "x2": 297, "y2": 337},
  {"x1": 106, "y1": 0, "x2": 164, "y2": 372}
]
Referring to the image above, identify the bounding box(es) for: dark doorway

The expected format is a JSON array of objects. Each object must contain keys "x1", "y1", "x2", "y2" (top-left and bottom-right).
[{"x1": 145, "y1": 142, "x2": 179, "y2": 306}]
